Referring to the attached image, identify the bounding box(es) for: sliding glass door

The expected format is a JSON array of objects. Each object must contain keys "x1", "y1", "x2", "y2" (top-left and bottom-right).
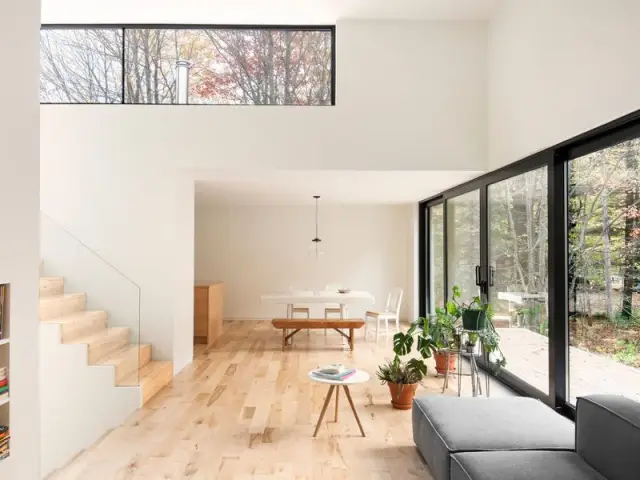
[
  {"x1": 429, "y1": 204, "x2": 445, "y2": 313},
  {"x1": 567, "y1": 138, "x2": 640, "y2": 404},
  {"x1": 419, "y1": 110, "x2": 640, "y2": 415},
  {"x1": 446, "y1": 191, "x2": 481, "y2": 303},
  {"x1": 488, "y1": 167, "x2": 549, "y2": 394}
]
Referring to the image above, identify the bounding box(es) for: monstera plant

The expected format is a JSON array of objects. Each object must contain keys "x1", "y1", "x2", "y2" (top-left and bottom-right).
[{"x1": 376, "y1": 323, "x2": 437, "y2": 410}]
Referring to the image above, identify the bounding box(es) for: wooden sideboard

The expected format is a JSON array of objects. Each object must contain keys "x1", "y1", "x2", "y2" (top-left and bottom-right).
[{"x1": 194, "y1": 282, "x2": 224, "y2": 346}]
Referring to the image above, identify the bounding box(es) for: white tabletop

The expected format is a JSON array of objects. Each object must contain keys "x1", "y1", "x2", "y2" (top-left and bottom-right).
[
  {"x1": 497, "y1": 291, "x2": 547, "y2": 304},
  {"x1": 308, "y1": 369, "x2": 370, "y2": 385},
  {"x1": 262, "y1": 290, "x2": 375, "y2": 305}
]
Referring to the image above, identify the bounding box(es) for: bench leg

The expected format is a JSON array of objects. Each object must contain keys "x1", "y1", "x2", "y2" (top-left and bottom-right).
[{"x1": 349, "y1": 328, "x2": 354, "y2": 350}]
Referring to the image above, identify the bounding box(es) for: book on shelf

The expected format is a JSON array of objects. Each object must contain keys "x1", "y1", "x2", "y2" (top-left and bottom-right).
[
  {"x1": 0, "y1": 284, "x2": 6, "y2": 340},
  {"x1": 0, "y1": 425, "x2": 8, "y2": 459}
]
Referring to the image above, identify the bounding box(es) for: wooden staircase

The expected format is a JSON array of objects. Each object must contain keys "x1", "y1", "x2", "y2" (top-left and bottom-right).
[{"x1": 39, "y1": 275, "x2": 172, "y2": 405}]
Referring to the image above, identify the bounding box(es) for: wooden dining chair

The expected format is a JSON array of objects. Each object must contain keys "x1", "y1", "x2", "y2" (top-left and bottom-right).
[{"x1": 364, "y1": 287, "x2": 403, "y2": 343}]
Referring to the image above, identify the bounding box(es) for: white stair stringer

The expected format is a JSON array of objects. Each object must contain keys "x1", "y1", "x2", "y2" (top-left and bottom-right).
[{"x1": 40, "y1": 322, "x2": 140, "y2": 477}]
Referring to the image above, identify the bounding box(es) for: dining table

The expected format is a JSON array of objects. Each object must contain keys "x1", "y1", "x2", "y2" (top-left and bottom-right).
[{"x1": 261, "y1": 290, "x2": 375, "y2": 318}]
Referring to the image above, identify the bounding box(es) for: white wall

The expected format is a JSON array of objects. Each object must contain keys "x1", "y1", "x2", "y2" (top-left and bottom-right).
[
  {"x1": 488, "y1": 0, "x2": 640, "y2": 169},
  {"x1": 172, "y1": 178, "x2": 195, "y2": 374},
  {"x1": 0, "y1": 1, "x2": 41, "y2": 479},
  {"x1": 195, "y1": 204, "x2": 416, "y2": 321},
  {"x1": 41, "y1": 20, "x2": 488, "y2": 374},
  {"x1": 40, "y1": 163, "x2": 180, "y2": 364},
  {"x1": 39, "y1": 325, "x2": 139, "y2": 477},
  {"x1": 41, "y1": 20, "x2": 488, "y2": 171}
]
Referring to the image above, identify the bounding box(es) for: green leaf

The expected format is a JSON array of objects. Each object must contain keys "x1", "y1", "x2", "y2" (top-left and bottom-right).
[
  {"x1": 452, "y1": 285, "x2": 461, "y2": 299},
  {"x1": 393, "y1": 331, "x2": 414, "y2": 356},
  {"x1": 417, "y1": 334, "x2": 436, "y2": 359},
  {"x1": 407, "y1": 358, "x2": 427, "y2": 379}
]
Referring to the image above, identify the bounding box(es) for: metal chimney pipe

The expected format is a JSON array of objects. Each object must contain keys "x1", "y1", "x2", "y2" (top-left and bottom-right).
[{"x1": 175, "y1": 60, "x2": 191, "y2": 104}]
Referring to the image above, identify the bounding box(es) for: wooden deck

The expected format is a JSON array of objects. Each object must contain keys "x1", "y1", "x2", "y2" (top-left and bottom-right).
[{"x1": 497, "y1": 327, "x2": 640, "y2": 403}]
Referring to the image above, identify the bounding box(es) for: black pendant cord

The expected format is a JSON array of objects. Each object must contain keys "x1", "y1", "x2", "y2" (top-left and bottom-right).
[{"x1": 312, "y1": 195, "x2": 321, "y2": 256}]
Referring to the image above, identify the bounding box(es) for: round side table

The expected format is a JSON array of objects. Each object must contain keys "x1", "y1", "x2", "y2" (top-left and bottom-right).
[{"x1": 308, "y1": 369, "x2": 370, "y2": 437}]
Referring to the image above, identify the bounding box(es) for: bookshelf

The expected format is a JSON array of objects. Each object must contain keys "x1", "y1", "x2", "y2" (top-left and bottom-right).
[{"x1": 0, "y1": 283, "x2": 9, "y2": 462}]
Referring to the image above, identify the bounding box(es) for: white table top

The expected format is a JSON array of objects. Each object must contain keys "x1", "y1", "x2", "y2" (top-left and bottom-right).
[
  {"x1": 262, "y1": 290, "x2": 375, "y2": 305},
  {"x1": 308, "y1": 369, "x2": 370, "y2": 385},
  {"x1": 497, "y1": 291, "x2": 548, "y2": 304}
]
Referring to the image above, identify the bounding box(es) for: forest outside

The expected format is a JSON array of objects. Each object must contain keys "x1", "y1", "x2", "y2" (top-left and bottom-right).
[
  {"x1": 568, "y1": 138, "x2": 640, "y2": 377},
  {"x1": 40, "y1": 28, "x2": 333, "y2": 105},
  {"x1": 484, "y1": 138, "x2": 640, "y2": 399}
]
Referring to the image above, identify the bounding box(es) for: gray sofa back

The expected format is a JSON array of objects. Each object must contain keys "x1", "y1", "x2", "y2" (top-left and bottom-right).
[{"x1": 576, "y1": 395, "x2": 640, "y2": 480}]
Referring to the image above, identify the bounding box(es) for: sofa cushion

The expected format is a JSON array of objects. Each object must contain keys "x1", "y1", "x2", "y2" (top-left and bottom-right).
[
  {"x1": 576, "y1": 395, "x2": 640, "y2": 480},
  {"x1": 451, "y1": 451, "x2": 606, "y2": 480},
  {"x1": 412, "y1": 396, "x2": 574, "y2": 480}
]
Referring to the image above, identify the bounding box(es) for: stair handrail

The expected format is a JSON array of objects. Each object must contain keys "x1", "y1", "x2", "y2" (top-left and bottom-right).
[{"x1": 40, "y1": 211, "x2": 141, "y2": 292}]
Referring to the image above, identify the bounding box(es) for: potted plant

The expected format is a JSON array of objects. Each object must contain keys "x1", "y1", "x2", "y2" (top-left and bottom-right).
[
  {"x1": 461, "y1": 298, "x2": 491, "y2": 331},
  {"x1": 447, "y1": 285, "x2": 508, "y2": 373},
  {"x1": 418, "y1": 310, "x2": 458, "y2": 375},
  {"x1": 465, "y1": 332, "x2": 478, "y2": 354},
  {"x1": 376, "y1": 324, "x2": 437, "y2": 409}
]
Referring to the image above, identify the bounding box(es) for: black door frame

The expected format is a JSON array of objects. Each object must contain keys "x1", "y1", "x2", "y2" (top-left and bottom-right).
[{"x1": 418, "y1": 108, "x2": 640, "y2": 418}]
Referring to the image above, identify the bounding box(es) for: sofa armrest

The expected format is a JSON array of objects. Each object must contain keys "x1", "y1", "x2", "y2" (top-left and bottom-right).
[{"x1": 576, "y1": 395, "x2": 640, "y2": 480}]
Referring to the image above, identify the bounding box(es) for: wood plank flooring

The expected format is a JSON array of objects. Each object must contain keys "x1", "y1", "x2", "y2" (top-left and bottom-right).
[{"x1": 48, "y1": 321, "x2": 458, "y2": 480}]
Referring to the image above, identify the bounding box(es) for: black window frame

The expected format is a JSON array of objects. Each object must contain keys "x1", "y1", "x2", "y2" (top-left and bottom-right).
[
  {"x1": 40, "y1": 24, "x2": 336, "y2": 106},
  {"x1": 419, "y1": 107, "x2": 640, "y2": 419}
]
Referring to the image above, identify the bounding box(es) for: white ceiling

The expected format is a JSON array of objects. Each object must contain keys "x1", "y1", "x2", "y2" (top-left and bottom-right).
[
  {"x1": 41, "y1": 0, "x2": 500, "y2": 24},
  {"x1": 194, "y1": 170, "x2": 484, "y2": 206}
]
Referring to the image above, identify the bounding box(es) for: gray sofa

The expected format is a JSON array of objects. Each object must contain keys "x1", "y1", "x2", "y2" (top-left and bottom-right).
[{"x1": 412, "y1": 394, "x2": 640, "y2": 480}]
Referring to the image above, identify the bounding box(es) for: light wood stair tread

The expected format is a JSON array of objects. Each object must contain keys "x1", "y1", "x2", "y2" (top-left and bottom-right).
[
  {"x1": 94, "y1": 344, "x2": 150, "y2": 365},
  {"x1": 68, "y1": 327, "x2": 130, "y2": 345},
  {"x1": 39, "y1": 292, "x2": 84, "y2": 303},
  {"x1": 39, "y1": 310, "x2": 106, "y2": 324},
  {"x1": 121, "y1": 361, "x2": 172, "y2": 386}
]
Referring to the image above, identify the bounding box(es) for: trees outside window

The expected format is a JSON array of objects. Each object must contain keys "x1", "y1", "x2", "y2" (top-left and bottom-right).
[
  {"x1": 40, "y1": 27, "x2": 333, "y2": 105},
  {"x1": 40, "y1": 29, "x2": 123, "y2": 103},
  {"x1": 567, "y1": 138, "x2": 640, "y2": 401}
]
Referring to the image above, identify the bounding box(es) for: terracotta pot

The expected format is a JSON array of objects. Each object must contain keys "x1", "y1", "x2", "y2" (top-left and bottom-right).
[
  {"x1": 434, "y1": 352, "x2": 457, "y2": 375},
  {"x1": 387, "y1": 383, "x2": 418, "y2": 410}
]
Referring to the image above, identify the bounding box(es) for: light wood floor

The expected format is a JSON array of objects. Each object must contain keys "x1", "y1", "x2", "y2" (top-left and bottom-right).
[{"x1": 49, "y1": 321, "x2": 458, "y2": 480}]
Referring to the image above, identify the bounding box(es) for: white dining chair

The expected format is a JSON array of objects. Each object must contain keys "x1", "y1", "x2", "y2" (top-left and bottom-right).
[
  {"x1": 287, "y1": 287, "x2": 311, "y2": 336},
  {"x1": 364, "y1": 287, "x2": 403, "y2": 343},
  {"x1": 323, "y1": 283, "x2": 344, "y2": 336}
]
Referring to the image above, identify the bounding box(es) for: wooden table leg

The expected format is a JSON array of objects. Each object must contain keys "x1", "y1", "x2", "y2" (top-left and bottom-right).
[
  {"x1": 343, "y1": 385, "x2": 365, "y2": 437},
  {"x1": 282, "y1": 328, "x2": 286, "y2": 351},
  {"x1": 348, "y1": 328, "x2": 354, "y2": 350},
  {"x1": 313, "y1": 385, "x2": 335, "y2": 437},
  {"x1": 335, "y1": 385, "x2": 339, "y2": 422}
]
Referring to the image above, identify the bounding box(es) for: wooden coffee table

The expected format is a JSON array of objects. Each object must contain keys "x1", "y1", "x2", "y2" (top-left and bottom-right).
[{"x1": 308, "y1": 369, "x2": 370, "y2": 437}]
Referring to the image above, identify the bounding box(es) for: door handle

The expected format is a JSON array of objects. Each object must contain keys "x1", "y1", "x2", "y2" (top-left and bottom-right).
[
  {"x1": 489, "y1": 266, "x2": 495, "y2": 287},
  {"x1": 475, "y1": 265, "x2": 481, "y2": 286}
]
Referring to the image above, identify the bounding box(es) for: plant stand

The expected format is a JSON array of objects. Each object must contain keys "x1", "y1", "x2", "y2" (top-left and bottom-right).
[{"x1": 440, "y1": 348, "x2": 490, "y2": 397}]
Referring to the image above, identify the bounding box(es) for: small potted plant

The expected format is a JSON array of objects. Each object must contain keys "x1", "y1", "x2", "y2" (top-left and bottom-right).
[
  {"x1": 460, "y1": 297, "x2": 491, "y2": 331},
  {"x1": 376, "y1": 324, "x2": 437, "y2": 409},
  {"x1": 465, "y1": 332, "x2": 479, "y2": 354}
]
